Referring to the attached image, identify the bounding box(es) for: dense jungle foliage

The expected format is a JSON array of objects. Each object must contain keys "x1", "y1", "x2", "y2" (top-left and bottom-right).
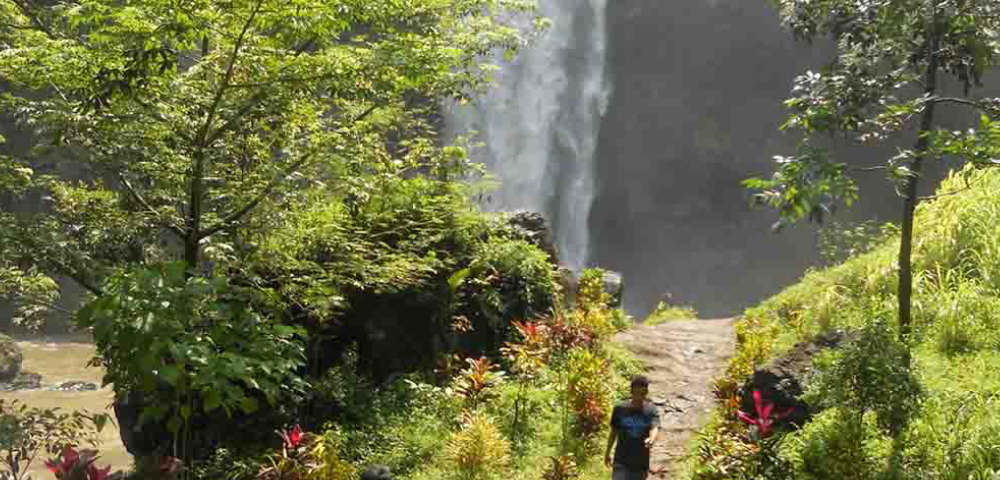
[{"x1": 0, "y1": 1, "x2": 653, "y2": 479}]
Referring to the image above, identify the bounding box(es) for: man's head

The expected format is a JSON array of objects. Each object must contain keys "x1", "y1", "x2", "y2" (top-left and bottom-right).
[
  {"x1": 630, "y1": 375, "x2": 650, "y2": 403},
  {"x1": 361, "y1": 465, "x2": 393, "y2": 480}
]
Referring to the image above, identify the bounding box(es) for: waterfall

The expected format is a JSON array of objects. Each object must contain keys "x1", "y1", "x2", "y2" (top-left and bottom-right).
[{"x1": 444, "y1": 0, "x2": 611, "y2": 272}]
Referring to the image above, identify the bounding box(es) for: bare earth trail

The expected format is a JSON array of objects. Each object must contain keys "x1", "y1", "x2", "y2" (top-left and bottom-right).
[{"x1": 614, "y1": 317, "x2": 736, "y2": 478}]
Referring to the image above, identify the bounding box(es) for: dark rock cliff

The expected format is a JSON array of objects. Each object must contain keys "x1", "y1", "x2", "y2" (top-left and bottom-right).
[{"x1": 590, "y1": 0, "x2": 968, "y2": 318}]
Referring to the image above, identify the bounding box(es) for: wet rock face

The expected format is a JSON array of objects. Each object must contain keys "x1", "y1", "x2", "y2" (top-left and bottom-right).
[
  {"x1": 738, "y1": 330, "x2": 854, "y2": 429},
  {"x1": 0, "y1": 333, "x2": 23, "y2": 381}
]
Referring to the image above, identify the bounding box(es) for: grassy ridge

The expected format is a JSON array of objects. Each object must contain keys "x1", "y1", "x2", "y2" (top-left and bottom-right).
[{"x1": 687, "y1": 166, "x2": 1000, "y2": 480}]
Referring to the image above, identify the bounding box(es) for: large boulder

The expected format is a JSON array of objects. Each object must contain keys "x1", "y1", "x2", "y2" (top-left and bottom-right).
[
  {"x1": 738, "y1": 330, "x2": 854, "y2": 430},
  {"x1": 601, "y1": 270, "x2": 623, "y2": 309},
  {"x1": 0, "y1": 333, "x2": 23, "y2": 382},
  {"x1": 504, "y1": 211, "x2": 560, "y2": 265}
]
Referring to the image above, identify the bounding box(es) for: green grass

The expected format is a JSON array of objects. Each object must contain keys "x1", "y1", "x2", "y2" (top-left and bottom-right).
[
  {"x1": 644, "y1": 301, "x2": 699, "y2": 326},
  {"x1": 686, "y1": 166, "x2": 1000, "y2": 480}
]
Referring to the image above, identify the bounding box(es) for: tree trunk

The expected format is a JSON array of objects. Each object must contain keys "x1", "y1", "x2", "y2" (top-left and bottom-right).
[
  {"x1": 186, "y1": 153, "x2": 205, "y2": 270},
  {"x1": 898, "y1": 6, "x2": 940, "y2": 366}
]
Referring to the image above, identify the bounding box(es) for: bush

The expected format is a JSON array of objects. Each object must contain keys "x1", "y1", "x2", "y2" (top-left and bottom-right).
[
  {"x1": 459, "y1": 238, "x2": 558, "y2": 330},
  {"x1": 804, "y1": 320, "x2": 923, "y2": 434},
  {"x1": 0, "y1": 401, "x2": 115, "y2": 480},
  {"x1": 444, "y1": 410, "x2": 511, "y2": 480},
  {"x1": 565, "y1": 348, "x2": 613, "y2": 439},
  {"x1": 778, "y1": 408, "x2": 892, "y2": 480}
]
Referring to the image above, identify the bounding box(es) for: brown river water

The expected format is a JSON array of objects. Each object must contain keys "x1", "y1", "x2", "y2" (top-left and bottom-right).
[{"x1": 1, "y1": 335, "x2": 131, "y2": 479}]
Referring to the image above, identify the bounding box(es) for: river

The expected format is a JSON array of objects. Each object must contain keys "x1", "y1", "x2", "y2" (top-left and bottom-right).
[{"x1": 1, "y1": 335, "x2": 130, "y2": 479}]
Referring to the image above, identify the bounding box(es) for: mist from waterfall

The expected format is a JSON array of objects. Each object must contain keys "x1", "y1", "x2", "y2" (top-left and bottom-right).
[{"x1": 444, "y1": 0, "x2": 610, "y2": 272}]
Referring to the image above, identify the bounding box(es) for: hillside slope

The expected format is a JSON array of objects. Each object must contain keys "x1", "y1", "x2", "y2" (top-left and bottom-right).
[{"x1": 689, "y1": 166, "x2": 1000, "y2": 479}]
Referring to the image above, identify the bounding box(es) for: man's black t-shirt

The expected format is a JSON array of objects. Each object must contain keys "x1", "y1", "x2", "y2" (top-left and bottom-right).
[{"x1": 610, "y1": 400, "x2": 661, "y2": 471}]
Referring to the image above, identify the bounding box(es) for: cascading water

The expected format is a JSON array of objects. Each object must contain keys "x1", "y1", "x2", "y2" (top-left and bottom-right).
[{"x1": 444, "y1": 0, "x2": 611, "y2": 272}]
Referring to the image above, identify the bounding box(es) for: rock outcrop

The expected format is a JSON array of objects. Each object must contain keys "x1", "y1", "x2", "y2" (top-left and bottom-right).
[
  {"x1": 0, "y1": 333, "x2": 23, "y2": 382},
  {"x1": 0, "y1": 371, "x2": 40, "y2": 391},
  {"x1": 601, "y1": 270, "x2": 623, "y2": 308},
  {"x1": 503, "y1": 211, "x2": 560, "y2": 265},
  {"x1": 738, "y1": 330, "x2": 854, "y2": 429}
]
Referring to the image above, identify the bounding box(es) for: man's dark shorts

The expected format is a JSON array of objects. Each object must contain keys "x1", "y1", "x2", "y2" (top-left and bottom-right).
[{"x1": 612, "y1": 464, "x2": 647, "y2": 480}]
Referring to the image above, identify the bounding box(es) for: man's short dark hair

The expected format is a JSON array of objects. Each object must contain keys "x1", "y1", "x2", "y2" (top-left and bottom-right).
[
  {"x1": 361, "y1": 465, "x2": 392, "y2": 480},
  {"x1": 631, "y1": 375, "x2": 650, "y2": 389}
]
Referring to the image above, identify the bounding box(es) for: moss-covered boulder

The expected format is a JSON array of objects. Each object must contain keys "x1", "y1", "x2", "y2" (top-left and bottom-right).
[{"x1": 0, "y1": 333, "x2": 23, "y2": 382}]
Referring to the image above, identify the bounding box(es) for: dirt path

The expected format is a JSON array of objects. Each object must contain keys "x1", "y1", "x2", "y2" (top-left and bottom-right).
[{"x1": 614, "y1": 317, "x2": 736, "y2": 478}]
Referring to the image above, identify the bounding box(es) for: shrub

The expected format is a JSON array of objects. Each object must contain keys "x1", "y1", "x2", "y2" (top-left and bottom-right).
[
  {"x1": 256, "y1": 424, "x2": 356, "y2": 480},
  {"x1": 43, "y1": 445, "x2": 126, "y2": 480},
  {"x1": 565, "y1": 348, "x2": 612, "y2": 439},
  {"x1": 453, "y1": 238, "x2": 559, "y2": 353},
  {"x1": 460, "y1": 238, "x2": 558, "y2": 329},
  {"x1": 804, "y1": 320, "x2": 923, "y2": 435},
  {"x1": 482, "y1": 378, "x2": 557, "y2": 457},
  {"x1": 691, "y1": 415, "x2": 784, "y2": 480},
  {"x1": 724, "y1": 314, "x2": 780, "y2": 385},
  {"x1": 0, "y1": 400, "x2": 113, "y2": 480},
  {"x1": 444, "y1": 410, "x2": 511, "y2": 480},
  {"x1": 778, "y1": 408, "x2": 892, "y2": 480},
  {"x1": 77, "y1": 262, "x2": 308, "y2": 452},
  {"x1": 541, "y1": 454, "x2": 580, "y2": 480},
  {"x1": 452, "y1": 357, "x2": 506, "y2": 409}
]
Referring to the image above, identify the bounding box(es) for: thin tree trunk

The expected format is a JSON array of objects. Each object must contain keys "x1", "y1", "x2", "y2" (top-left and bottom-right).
[
  {"x1": 898, "y1": 5, "x2": 940, "y2": 366},
  {"x1": 186, "y1": 152, "x2": 205, "y2": 270}
]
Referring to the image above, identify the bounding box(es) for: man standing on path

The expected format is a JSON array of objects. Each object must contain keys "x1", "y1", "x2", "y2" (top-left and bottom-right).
[{"x1": 605, "y1": 375, "x2": 661, "y2": 480}]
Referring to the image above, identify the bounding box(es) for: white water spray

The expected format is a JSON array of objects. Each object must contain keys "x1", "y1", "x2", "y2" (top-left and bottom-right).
[{"x1": 445, "y1": 0, "x2": 611, "y2": 272}]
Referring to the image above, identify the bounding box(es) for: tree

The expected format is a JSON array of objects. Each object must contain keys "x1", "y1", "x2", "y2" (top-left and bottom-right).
[
  {"x1": 746, "y1": 0, "x2": 1000, "y2": 363},
  {"x1": 0, "y1": 0, "x2": 541, "y2": 325},
  {"x1": 0, "y1": 0, "x2": 545, "y2": 457}
]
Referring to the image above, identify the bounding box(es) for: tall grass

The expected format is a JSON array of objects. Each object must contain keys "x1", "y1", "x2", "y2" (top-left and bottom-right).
[{"x1": 688, "y1": 166, "x2": 1000, "y2": 480}]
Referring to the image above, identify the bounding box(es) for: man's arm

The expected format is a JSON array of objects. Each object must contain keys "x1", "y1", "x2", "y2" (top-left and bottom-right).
[
  {"x1": 644, "y1": 405, "x2": 661, "y2": 448},
  {"x1": 644, "y1": 425, "x2": 660, "y2": 448}
]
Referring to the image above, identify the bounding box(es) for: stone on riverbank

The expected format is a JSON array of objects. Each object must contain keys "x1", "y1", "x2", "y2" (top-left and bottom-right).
[{"x1": 0, "y1": 333, "x2": 23, "y2": 382}]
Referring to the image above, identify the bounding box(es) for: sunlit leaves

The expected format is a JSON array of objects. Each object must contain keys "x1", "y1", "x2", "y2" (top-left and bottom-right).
[
  {"x1": 754, "y1": 0, "x2": 1000, "y2": 228},
  {"x1": 0, "y1": 0, "x2": 540, "y2": 306},
  {"x1": 744, "y1": 145, "x2": 858, "y2": 228},
  {"x1": 77, "y1": 263, "x2": 308, "y2": 427}
]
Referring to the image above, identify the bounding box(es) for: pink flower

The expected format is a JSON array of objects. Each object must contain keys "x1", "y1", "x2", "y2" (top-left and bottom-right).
[{"x1": 736, "y1": 390, "x2": 794, "y2": 438}]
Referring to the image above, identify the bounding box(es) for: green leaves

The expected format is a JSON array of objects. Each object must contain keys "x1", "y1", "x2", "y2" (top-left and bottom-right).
[
  {"x1": 77, "y1": 262, "x2": 308, "y2": 431},
  {"x1": 0, "y1": 0, "x2": 541, "y2": 289},
  {"x1": 755, "y1": 0, "x2": 1000, "y2": 227},
  {"x1": 744, "y1": 145, "x2": 858, "y2": 228}
]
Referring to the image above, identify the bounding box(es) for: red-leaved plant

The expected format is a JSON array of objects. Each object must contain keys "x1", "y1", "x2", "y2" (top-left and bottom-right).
[
  {"x1": 736, "y1": 390, "x2": 794, "y2": 439},
  {"x1": 44, "y1": 445, "x2": 123, "y2": 480},
  {"x1": 280, "y1": 425, "x2": 305, "y2": 453}
]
